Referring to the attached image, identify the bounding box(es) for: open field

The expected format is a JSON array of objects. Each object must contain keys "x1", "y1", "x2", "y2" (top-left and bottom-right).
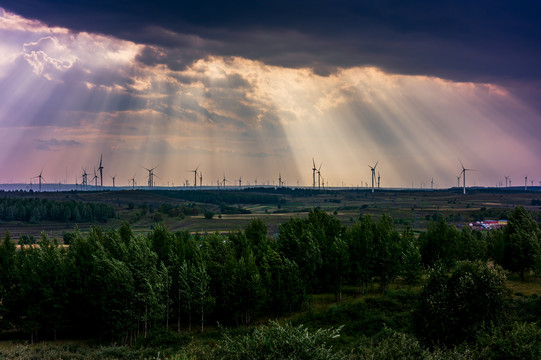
[{"x1": 1, "y1": 187, "x2": 540, "y2": 241}]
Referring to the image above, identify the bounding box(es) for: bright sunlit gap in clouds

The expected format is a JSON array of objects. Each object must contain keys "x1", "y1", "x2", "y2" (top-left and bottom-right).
[{"x1": 0, "y1": 8, "x2": 540, "y2": 188}]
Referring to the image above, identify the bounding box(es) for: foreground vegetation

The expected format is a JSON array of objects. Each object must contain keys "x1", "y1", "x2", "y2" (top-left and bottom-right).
[{"x1": 0, "y1": 206, "x2": 540, "y2": 358}]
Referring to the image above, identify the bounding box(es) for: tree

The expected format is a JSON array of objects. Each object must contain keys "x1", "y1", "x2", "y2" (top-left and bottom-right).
[
  {"x1": 191, "y1": 258, "x2": 214, "y2": 332},
  {"x1": 419, "y1": 218, "x2": 460, "y2": 269},
  {"x1": 347, "y1": 215, "x2": 376, "y2": 294},
  {"x1": 0, "y1": 232, "x2": 16, "y2": 330},
  {"x1": 400, "y1": 227, "x2": 422, "y2": 286},
  {"x1": 415, "y1": 261, "x2": 511, "y2": 346},
  {"x1": 276, "y1": 217, "x2": 321, "y2": 292},
  {"x1": 499, "y1": 206, "x2": 541, "y2": 280}
]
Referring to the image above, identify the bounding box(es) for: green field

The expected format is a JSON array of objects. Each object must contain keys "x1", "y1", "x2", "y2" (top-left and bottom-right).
[{"x1": 1, "y1": 187, "x2": 539, "y2": 241}]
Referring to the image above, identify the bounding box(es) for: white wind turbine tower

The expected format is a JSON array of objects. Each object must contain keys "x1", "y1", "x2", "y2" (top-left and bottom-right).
[
  {"x1": 129, "y1": 175, "x2": 136, "y2": 190},
  {"x1": 81, "y1": 169, "x2": 88, "y2": 190},
  {"x1": 32, "y1": 169, "x2": 47, "y2": 192},
  {"x1": 222, "y1": 172, "x2": 228, "y2": 189},
  {"x1": 378, "y1": 172, "x2": 381, "y2": 188},
  {"x1": 199, "y1": 172, "x2": 203, "y2": 187},
  {"x1": 531, "y1": 179, "x2": 534, "y2": 187},
  {"x1": 278, "y1": 173, "x2": 283, "y2": 187},
  {"x1": 190, "y1": 165, "x2": 199, "y2": 188},
  {"x1": 91, "y1": 168, "x2": 99, "y2": 190},
  {"x1": 525, "y1": 176, "x2": 528, "y2": 190},
  {"x1": 368, "y1": 161, "x2": 378, "y2": 193},
  {"x1": 142, "y1": 165, "x2": 158, "y2": 188},
  {"x1": 111, "y1": 175, "x2": 116, "y2": 188},
  {"x1": 505, "y1": 176, "x2": 509, "y2": 187},
  {"x1": 317, "y1": 163, "x2": 322, "y2": 189},
  {"x1": 97, "y1": 154, "x2": 104, "y2": 191},
  {"x1": 238, "y1": 176, "x2": 242, "y2": 188},
  {"x1": 459, "y1": 160, "x2": 477, "y2": 195},
  {"x1": 312, "y1": 158, "x2": 317, "y2": 188}
]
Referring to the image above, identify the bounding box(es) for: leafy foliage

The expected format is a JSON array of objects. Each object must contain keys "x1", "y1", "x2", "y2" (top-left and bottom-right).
[
  {"x1": 0, "y1": 197, "x2": 115, "y2": 223},
  {"x1": 415, "y1": 261, "x2": 511, "y2": 346}
]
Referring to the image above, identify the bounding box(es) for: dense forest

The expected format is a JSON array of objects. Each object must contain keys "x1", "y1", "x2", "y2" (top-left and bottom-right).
[
  {"x1": 0, "y1": 198, "x2": 115, "y2": 223},
  {"x1": 0, "y1": 206, "x2": 540, "y2": 358}
]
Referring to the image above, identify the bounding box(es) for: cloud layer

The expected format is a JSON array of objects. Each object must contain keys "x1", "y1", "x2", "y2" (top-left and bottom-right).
[
  {"x1": 2, "y1": 1, "x2": 541, "y2": 84},
  {"x1": 0, "y1": 7, "x2": 540, "y2": 188}
]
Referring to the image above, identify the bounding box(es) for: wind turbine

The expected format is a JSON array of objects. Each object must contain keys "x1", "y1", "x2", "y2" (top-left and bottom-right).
[
  {"x1": 368, "y1": 161, "x2": 378, "y2": 193},
  {"x1": 317, "y1": 163, "x2": 322, "y2": 189},
  {"x1": 129, "y1": 175, "x2": 136, "y2": 190},
  {"x1": 278, "y1": 173, "x2": 283, "y2": 187},
  {"x1": 32, "y1": 169, "x2": 46, "y2": 192},
  {"x1": 222, "y1": 172, "x2": 228, "y2": 188},
  {"x1": 312, "y1": 158, "x2": 317, "y2": 188},
  {"x1": 378, "y1": 172, "x2": 382, "y2": 188},
  {"x1": 459, "y1": 160, "x2": 477, "y2": 195},
  {"x1": 525, "y1": 176, "x2": 528, "y2": 190},
  {"x1": 505, "y1": 176, "x2": 509, "y2": 187},
  {"x1": 430, "y1": 177, "x2": 434, "y2": 189},
  {"x1": 190, "y1": 165, "x2": 199, "y2": 188},
  {"x1": 81, "y1": 169, "x2": 88, "y2": 189},
  {"x1": 531, "y1": 179, "x2": 535, "y2": 187},
  {"x1": 199, "y1": 172, "x2": 203, "y2": 187},
  {"x1": 142, "y1": 165, "x2": 158, "y2": 188},
  {"x1": 111, "y1": 175, "x2": 116, "y2": 188},
  {"x1": 97, "y1": 154, "x2": 104, "y2": 190},
  {"x1": 238, "y1": 176, "x2": 242, "y2": 188},
  {"x1": 91, "y1": 168, "x2": 98, "y2": 190}
]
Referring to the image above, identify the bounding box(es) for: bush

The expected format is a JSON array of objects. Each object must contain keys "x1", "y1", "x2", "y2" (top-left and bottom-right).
[
  {"x1": 214, "y1": 321, "x2": 343, "y2": 360},
  {"x1": 136, "y1": 327, "x2": 190, "y2": 350},
  {"x1": 476, "y1": 322, "x2": 541, "y2": 360},
  {"x1": 415, "y1": 261, "x2": 511, "y2": 346},
  {"x1": 204, "y1": 211, "x2": 214, "y2": 219}
]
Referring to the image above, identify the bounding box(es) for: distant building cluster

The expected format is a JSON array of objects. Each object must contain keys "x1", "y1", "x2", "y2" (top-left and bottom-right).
[{"x1": 469, "y1": 220, "x2": 508, "y2": 230}]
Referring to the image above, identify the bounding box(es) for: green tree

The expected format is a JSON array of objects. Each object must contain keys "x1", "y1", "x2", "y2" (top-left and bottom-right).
[
  {"x1": 419, "y1": 218, "x2": 460, "y2": 269},
  {"x1": 372, "y1": 214, "x2": 402, "y2": 291},
  {"x1": 0, "y1": 232, "x2": 16, "y2": 330},
  {"x1": 499, "y1": 206, "x2": 541, "y2": 280},
  {"x1": 191, "y1": 258, "x2": 214, "y2": 332},
  {"x1": 400, "y1": 227, "x2": 422, "y2": 286},
  {"x1": 347, "y1": 215, "x2": 376, "y2": 294},
  {"x1": 415, "y1": 261, "x2": 511, "y2": 346},
  {"x1": 276, "y1": 217, "x2": 322, "y2": 292}
]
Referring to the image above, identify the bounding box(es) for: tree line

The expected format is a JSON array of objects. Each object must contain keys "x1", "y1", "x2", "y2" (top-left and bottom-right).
[
  {"x1": 0, "y1": 198, "x2": 115, "y2": 224},
  {"x1": 0, "y1": 206, "x2": 539, "y2": 347}
]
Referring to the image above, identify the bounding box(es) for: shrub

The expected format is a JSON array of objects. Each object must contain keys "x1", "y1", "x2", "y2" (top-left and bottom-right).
[
  {"x1": 415, "y1": 261, "x2": 511, "y2": 346},
  {"x1": 215, "y1": 321, "x2": 343, "y2": 360}
]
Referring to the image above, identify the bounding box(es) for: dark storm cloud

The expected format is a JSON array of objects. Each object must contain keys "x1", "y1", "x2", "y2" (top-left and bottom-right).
[{"x1": 3, "y1": 1, "x2": 541, "y2": 84}]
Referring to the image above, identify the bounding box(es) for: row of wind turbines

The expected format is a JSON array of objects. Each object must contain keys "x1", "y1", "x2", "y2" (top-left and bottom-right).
[{"x1": 30, "y1": 155, "x2": 536, "y2": 193}]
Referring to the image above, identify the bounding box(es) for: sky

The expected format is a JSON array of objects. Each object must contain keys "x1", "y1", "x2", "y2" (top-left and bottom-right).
[{"x1": 0, "y1": 1, "x2": 540, "y2": 188}]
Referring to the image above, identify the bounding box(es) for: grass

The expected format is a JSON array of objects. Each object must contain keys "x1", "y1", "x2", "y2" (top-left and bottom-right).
[{"x1": 2, "y1": 187, "x2": 540, "y2": 242}]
